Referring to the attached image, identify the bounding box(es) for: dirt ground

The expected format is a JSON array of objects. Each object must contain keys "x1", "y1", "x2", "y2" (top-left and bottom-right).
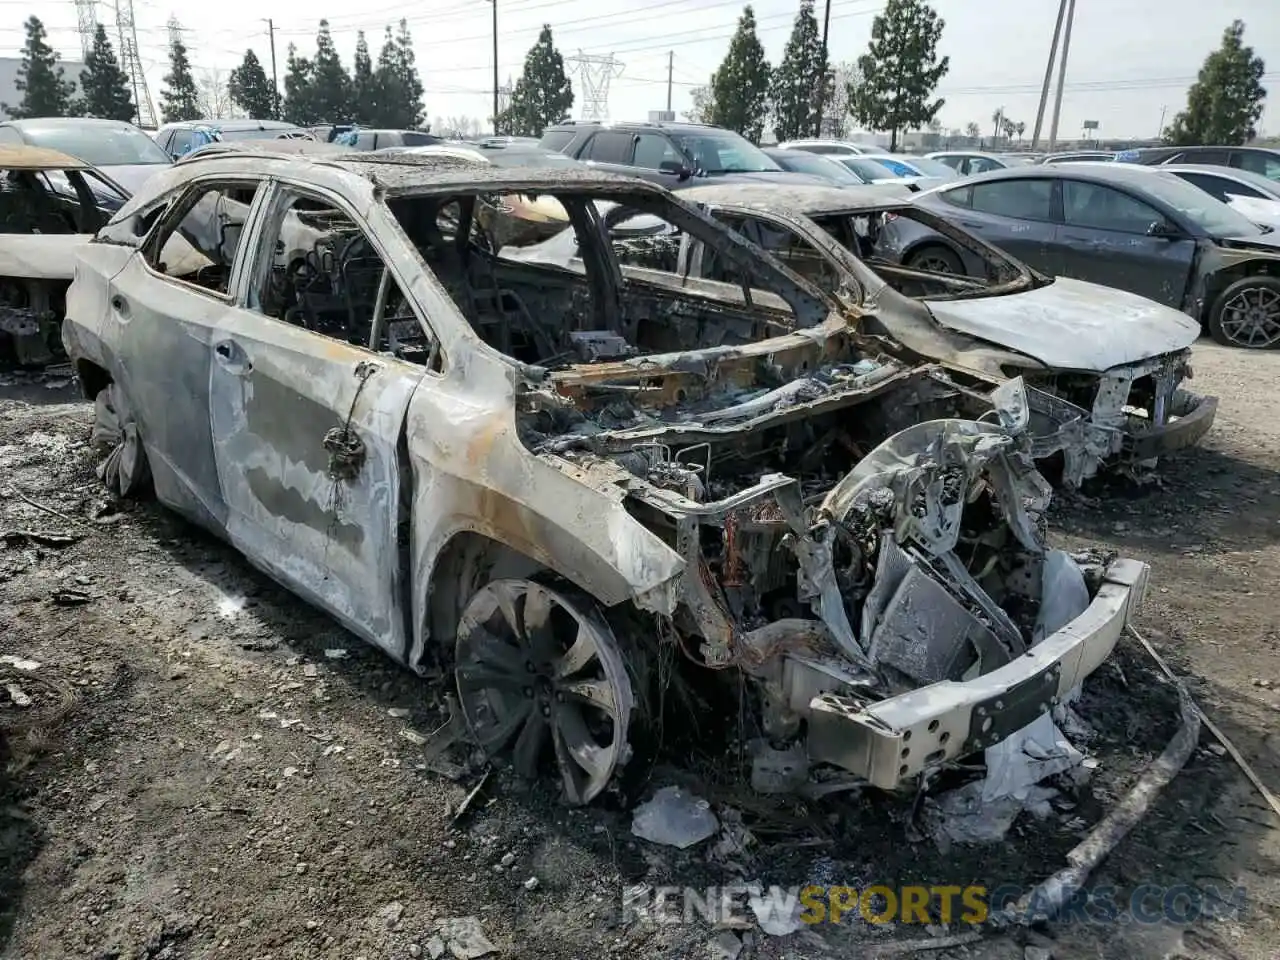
[{"x1": 1, "y1": 341, "x2": 1278, "y2": 960}]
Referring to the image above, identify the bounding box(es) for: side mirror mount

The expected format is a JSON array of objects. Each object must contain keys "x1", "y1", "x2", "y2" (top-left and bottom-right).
[
  {"x1": 1146, "y1": 220, "x2": 1181, "y2": 240},
  {"x1": 659, "y1": 159, "x2": 693, "y2": 181}
]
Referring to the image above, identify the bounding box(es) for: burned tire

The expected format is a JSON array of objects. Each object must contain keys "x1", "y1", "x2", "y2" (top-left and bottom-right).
[
  {"x1": 905, "y1": 243, "x2": 964, "y2": 275},
  {"x1": 91, "y1": 383, "x2": 151, "y2": 498},
  {"x1": 1207, "y1": 275, "x2": 1280, "y2": 349},
  {"x1": 454, "y1": 578, "x2": 634, "y2": 806}
]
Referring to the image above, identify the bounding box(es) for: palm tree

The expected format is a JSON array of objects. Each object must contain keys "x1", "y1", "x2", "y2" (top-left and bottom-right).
[{"x1": 1014, "y1": 120, "x2": 1026, "y2": 143}]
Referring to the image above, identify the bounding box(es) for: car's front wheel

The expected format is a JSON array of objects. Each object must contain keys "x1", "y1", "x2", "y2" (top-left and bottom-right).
[
  {"x1": 91, "y1": 383, "x2": 151, "y2": 497},
  {"x1": 453, "y1": 578, "x2": 635, "y2": 806},
  {"x1": 1208, "y1": 275, "x2": 1280, "y2": 349}
]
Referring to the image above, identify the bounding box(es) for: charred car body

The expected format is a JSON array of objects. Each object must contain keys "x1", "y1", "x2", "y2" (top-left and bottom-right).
[
  {"x1": 62, "y1": 154, "x2": 1148, "y2": 804},
  {"x1": 514, "y1": 182, "x2": 1217, "y2": 485},
  {"x1": 0, "y1": 145, "x2": 130, "y2": 367}
]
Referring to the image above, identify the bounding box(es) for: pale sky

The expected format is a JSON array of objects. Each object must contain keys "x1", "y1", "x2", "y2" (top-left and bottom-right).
[{"x1": 4, "y1": 0, "x2": 1278, "y2": 139}]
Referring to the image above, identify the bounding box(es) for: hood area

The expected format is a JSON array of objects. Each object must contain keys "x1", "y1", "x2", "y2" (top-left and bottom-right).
[{"x1": 924, "y1": 276, "x2": 1201, "y2": 372}]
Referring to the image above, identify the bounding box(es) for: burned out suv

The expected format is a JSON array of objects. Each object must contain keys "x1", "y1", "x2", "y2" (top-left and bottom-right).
[
  {"x1": 63, "y1": 153, "x2": 1148, "y2": 806},
  {"x1": 538, "y1": 120, "x2": 823, "y2": 190}
]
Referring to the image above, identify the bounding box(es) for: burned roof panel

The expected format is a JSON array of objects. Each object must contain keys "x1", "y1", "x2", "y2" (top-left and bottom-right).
[
  {"x1": 0, "y1": 144, "x2": 91, "y2": 171},
  {"x1": 682, "y1": 181, "x2": 914, "y2": 216}
]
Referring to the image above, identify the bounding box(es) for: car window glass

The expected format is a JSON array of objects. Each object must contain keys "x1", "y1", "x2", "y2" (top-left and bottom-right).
[
  {"x1": 1062, "y1": 181, "x2": 1163, "y2": 233},
  {"x1": 1234, "y1": 151, "x2": 1280, "y2": 180},
  {"x1": 537, "y1": 130, "x2": 575, "y2": 153},
  {"x1": 1181, "y1": 149, "x2": 1228, "y2": 165},
  {"x1": 145, "y1": 180, "x2": 262, "y2": 296},
  {"x1": 584, "y1": 132, "x2": 633, "y2": 164},
  {"x1": 970, "y1": 179, "x2": 1053, "y2": 220},
  {"x1": 1178, "y1": 172, "x2": 1261, "y2": 201},
  {"x1": 938, "y1": 183, "x2": 973, "y2": 209},
  {"x1": 168, "y1": 129, "x2": 193, "y2": 156},
  {"x1": 632, "y1": 133, "x2": 679, "y2": 170},
  {"x1": 252, "y1": 188, "x2": 429, "y2": 361},
  {"x1": 800, "y1": 144, "x2": 842, "y2": 155}
]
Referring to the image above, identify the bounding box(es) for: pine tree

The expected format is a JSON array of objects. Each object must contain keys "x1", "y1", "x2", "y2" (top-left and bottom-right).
[
  {"x1": 79, "y1": 23, "x2": 133, "y2": 121},
  {"x1": 707, "y1": 7, "x2": 771, "y2": 143},
  {"x1": 1164, "y1": 20, "x2": 1267, "y2": 146},
  {"x1": 282, "y1": 45, "x2": 316, "y2": 125},
  {"x1": 392, "y1": 19, "x2": 425, "y2": 128},
  {"x1": 159, "y1": 32, "x2": 201, "y2": 122},
  {"x1": 371, "y1": 27, "x2": 401, "y2": 128},
  {"x1": 3, "y1": 17, "x2": 77, "y2": 119},
  {"x1": 849, "y1": 0, "x2": 949, "y2": 151},
  {"x1": 310, "y1": 20, "x2": 352, "y2": 123},
  {"x1": 770, "y1": 0, "x2": 828, "y2": 142},
  {"x1": 351, "y1": 31, "x2": 376, "y2": 125},
  {"x1": 228, "y1": 50, "x2": 277, "y2": 120},
  {"x1": 497, "y1": 26, "x2": 573, "y2": 138}
]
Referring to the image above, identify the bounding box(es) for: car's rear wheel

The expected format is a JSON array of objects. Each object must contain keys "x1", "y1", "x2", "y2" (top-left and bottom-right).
[
  {"x1": 91, "y1": 383, "x2": 151, "y2": 497},
  {"x1": 1208, "y1": 276, "x2": 1280, "y2": 349},
  {"x1": 905, "y1": 243, "x2": 964, "y2": 275},
  {"x1": 454, "y1": 578, "x2": 634, "y2": 806}
]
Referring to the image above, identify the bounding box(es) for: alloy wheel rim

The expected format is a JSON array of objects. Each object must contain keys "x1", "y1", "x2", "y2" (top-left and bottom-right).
[
  {"x1": 454, "y1": 579, "x2": 633, "y2": 805},
  {"x1": 1220, "y1": 286, "x2": 1280, "y2": 348}
]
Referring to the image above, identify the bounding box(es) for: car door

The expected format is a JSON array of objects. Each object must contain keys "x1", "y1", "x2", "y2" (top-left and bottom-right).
[
  {"x1": 207, "y1": 178, "x2": 426, "y2": 657},
  {"x1": 579, "y1": 130, "x2": 651, "y2": 182},
  {"x1": 941, "y1": 178, "x2": 1060, "y2": 270},
  {"x1": 105, "y1": 176, "x2": 267, "y2": 525},
  {"x1": 1057, "y1": 179, "x2": 1195, "y2": 306}
]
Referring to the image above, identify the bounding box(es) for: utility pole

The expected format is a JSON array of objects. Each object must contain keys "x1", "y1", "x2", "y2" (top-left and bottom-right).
[
  {"x1": 815, "y1": 0, "x2": 832, "y2": 135},
  {"x1": 1046, "y1": 0, "x2": 1076, "y2": 152},
  {"x1": 666, "y1": 50, "x2": 673, "y2": 113},
  {"x1": 1030, "y1": 0, "x2": 1067, "y2": 150},
  {"x1": 1156, "y1": 104, "x2": 1167, "y2": 139},
  {"x1": 490, "y1": 0, "x2": 499, "y2": 134},
  {"x1": 262, "y1": 18, "x2": 279, "y2": 119}
]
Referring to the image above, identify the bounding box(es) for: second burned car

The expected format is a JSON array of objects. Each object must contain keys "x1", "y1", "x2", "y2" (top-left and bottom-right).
[
  {"x1": 549, "y1": 182, "x2": 1218, "y2": 486},
  {"x1": 63, "y1": 153, "x2": 1147, "y2": 805}
]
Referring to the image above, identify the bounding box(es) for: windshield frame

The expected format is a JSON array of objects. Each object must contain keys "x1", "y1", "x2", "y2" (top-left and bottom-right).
[
  {"x1": 18, "y1": 121, "x2": 173, "y2": 167},
  {"x1": 670, "y1": 130, "x2": 781, "y2": 175}
]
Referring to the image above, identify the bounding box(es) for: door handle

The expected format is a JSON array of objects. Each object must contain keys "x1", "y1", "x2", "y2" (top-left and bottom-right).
[{"x1": 215, "y1": 342, "x2": 233, "y2": 359}]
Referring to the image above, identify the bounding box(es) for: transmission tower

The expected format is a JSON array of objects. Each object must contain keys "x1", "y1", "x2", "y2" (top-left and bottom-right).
[
  {"x1": 74, "y1": 0, "x2": 98, "y2": 61},
  {"x1": 114, "y1": 0, "x2": 156, "y2": 128},
  {"x1": 565, "y1": 51, "x2": 624, "y2": 122}
]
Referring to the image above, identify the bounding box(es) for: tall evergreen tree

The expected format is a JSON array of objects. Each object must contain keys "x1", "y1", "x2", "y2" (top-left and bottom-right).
[
  {"x1": 497, "y1": 26, "x2": 573, "y2": 137},
  {"x1": 282, "y1": 45, "x2": 316, "y2": 124},
  {"x1": 392, "y1": 19, "x2": 425, "y2": 128},
  {"x1": 707, "y1": 7, "x2": 771, "y2": 143},
  {"x1": 849, "y1": 0, "x2": 949, "y2": 151},
  {"x1": 3, "y1": 17, "x2": 77, "y2": 119},
  {"x1": 310, "y1": 20, "x2": 352, "y2": 123},
  {"x1": 159, "y1": 32, "x2": 201, "y2": 122},
  {"x1": 79, "y1": 23, "x2": 134, "y2": 121},
  {"x1": 228, "y1": 50, "x2": 277, "y2": 120},
  {"x1": 770, "y1": 0, "x2": 828, "y2": 142},
  {"x1": 370, "y1": 27, "x2": 400, "y2": 127},
  {"x1": 1164, "y1": 20, "x2": 1267, "y2": 146},
  {"x1": 351, "y1": 31, "x2": 376, "y2": 125}
]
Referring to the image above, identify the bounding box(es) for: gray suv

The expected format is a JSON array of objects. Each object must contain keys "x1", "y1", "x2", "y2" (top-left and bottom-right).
[{"x1": 538, "y1": 121, "x2": 822, "y2": 189}]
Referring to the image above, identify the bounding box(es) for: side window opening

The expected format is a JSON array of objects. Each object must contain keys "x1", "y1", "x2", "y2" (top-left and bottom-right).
[
  {"x1": 253, "y1": 188, "x2": 436, "y2": 368},
  {"x1": 1062, "y1": 181, "x2": 1164, "y2": 234},
  {"x1": 716, "y1": 213, "x2": 842, "y2": 292},
  {"x1": 0, "y1": 168, "x2": 80, "y2": 234},
  {"x1": 144, "y1": 180, "x2": 262, "y2": 296}
]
